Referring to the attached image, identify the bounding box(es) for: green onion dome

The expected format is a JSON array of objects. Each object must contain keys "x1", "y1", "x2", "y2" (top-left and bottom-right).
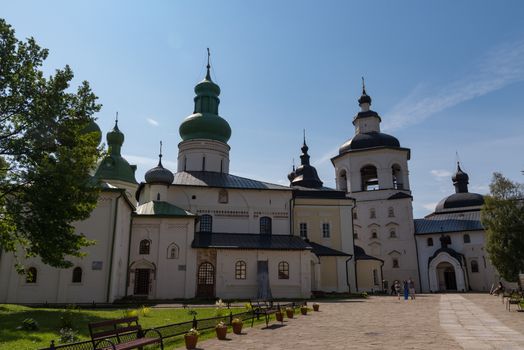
[
  {"x1": 179, "y1": 64, "x2": 231, "y2": 144},
  {"x1": 82, "y1": 119, "x2": 102, "y2": 145}
]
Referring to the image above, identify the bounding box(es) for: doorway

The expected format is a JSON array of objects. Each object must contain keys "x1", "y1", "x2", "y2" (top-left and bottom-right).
[
  {"x1": 134, "y1": 268, "x2": 150, "y2": 295},
  {"x1": 196, "y1": 262, "x2": 215, "y2": 298},
  {"x1": 437, "y1": 262, "x2": 457, "y2": 291}
]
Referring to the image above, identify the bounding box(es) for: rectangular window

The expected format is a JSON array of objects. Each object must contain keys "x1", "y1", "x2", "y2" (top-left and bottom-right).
[
  {"x1": 322, "y1": 223, "x2": 330, "y2": 238},
  {"x1": 370, "y1": 208, "x2": 376, "y2": 219},
  {"x1": 299, "y1": 223, "x2": 307, "y2": 238}
]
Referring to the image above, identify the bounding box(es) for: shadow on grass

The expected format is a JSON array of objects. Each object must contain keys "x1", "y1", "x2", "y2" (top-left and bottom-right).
[{"x1": 0, "y1": 308, "x2": 118, "y2": 346}]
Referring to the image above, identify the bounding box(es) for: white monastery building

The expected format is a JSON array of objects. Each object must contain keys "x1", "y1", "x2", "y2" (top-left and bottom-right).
[{"x1": 0, "y1": 60, "x2": 504, "y2": 303}]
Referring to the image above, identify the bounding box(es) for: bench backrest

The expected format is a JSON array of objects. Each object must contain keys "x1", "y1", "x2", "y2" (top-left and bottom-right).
[{"x1": 88, "y1": 317, "x2": 142, "y2": 343}]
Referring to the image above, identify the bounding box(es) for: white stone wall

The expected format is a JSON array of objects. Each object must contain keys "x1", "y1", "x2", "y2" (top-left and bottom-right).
[
  {"x1": 215, "y1": 249, "x2": 311, "y2": 299},
  {"x1": 0, "y1": 191, "x2": 132, "y2": 303},
  {"x1": 415, "y1": 230, "x2": 501, "y2": 292},
  {"x1": 127, "y1": 217, "x2": 196, "y2": 299}
]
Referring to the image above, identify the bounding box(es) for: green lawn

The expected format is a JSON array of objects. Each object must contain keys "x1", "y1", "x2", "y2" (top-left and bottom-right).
[{"x1": 0, "y1": 304, "x2": 244, "y2": 350}]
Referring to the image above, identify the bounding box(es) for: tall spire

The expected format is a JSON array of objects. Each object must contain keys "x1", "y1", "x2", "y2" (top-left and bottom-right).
[
  {"x1": 206, "y1": 47, "x2": 212, "y2": 80},
  {"x1": 288, "y1": 133, "x2": 323, "y2": 188},
  {"x1": 358, "y1": 76, "x2": 372, "y2": 107},
  {"x1": 158, "y1": 140, "x2": 163, "y2": 167},
  {"x1": 300, "y1": 130, "x2": 310, "y2": 165}
]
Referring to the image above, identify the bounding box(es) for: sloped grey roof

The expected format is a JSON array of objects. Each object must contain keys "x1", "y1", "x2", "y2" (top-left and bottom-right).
[
  {"x1": 292, "y1": 186, "x2": 348, "y2": 199},
  {"x1": 308, "y1": 241, "x2": 351, "y2": 256},
  {"x1": 135, "y1": 201, "x2": 195, "y2": 217},
  {"x1": 415, "y1": 210, "x2": 483, "y2": 235},
  {"x1": 173, "y1": 171, "x2": 290, "y2": 190},
  {"x1": 192, "y1": 233, "x2": 311, "y2": 250},
  {"x1": 354, "y1": 245, "x2": 383, "y2": 262}
]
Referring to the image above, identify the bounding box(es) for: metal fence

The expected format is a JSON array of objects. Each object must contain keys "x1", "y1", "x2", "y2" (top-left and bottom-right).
[{"x1": 39, "y1": 302, "x2": 300, "y2": 350}]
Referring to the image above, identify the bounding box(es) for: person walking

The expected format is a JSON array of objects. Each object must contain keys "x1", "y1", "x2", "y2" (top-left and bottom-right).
[
  {"x1": 403, "y1": 280, "x2": 409, "y2": 301},
  {"x1": 408, "y1": 277, "x2": 416, "y2": 300},
  {"x1": 394, "y1": 280, "x2": 401, "y2": 300}
]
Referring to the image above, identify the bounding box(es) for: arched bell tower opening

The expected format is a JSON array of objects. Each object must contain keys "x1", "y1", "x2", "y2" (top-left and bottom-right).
[
  {"x1": 361, "y1": 165, "x2": 379, "y2": 191},
  {"x1": 391, "y1": 164, "x2": 404, "y2": 190},
  {"x1": 337, "y1": 169, "x2": 348, "y2": 192}
]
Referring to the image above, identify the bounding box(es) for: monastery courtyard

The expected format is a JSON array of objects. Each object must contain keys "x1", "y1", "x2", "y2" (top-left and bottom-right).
[{"x1": 198, "y1": 294, "x2": 524, "y2": 350}]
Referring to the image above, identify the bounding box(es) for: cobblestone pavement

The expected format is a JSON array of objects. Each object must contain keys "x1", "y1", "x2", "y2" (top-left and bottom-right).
[{"x1": 181, "y1": 294, "x2": 524, "y2": 350}]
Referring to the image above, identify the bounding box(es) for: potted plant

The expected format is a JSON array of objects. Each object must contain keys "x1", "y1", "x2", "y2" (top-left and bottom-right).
[
  {"x1": 300, "y1": 305, "x2": 308, "y2": 315},
  {"x1": 184, "y1": 328, "x2": 199, "y2": 350},
  {"x1": 285, "y1": 307, "x2": 294, "y2": 318},
  {"x1": 231, "y1": 317, "x2": 243, "y2": 334},
  {"x1": 275, "y1": 308, "x2": 284, "y2": 322},
  {"x1": 215, "y1": 321, "x2": 228, "y2": 340},
  {"x1": 312, "y1": 303, "x2": 320, "y2": 312}
]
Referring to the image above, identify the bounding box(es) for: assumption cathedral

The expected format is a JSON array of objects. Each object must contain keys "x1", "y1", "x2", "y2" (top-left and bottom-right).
[{"x1": 0, "y1": 59, "x2": 503, "y2": 303}]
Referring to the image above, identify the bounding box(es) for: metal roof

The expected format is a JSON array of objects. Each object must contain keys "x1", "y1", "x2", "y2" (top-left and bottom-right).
[
  {"x1": 414, "y1": 210, "x2": 483, "y2": 235},
  {"x1": 354, "y1": 245, "x2": 383, "y2": 262},
  {"x1": 292, "y1": 187, "x2": 348, "y2": 199},
  {"x1": 173, "y1": 171, "x2": 290, "y2": 190},
  {"x1": 192, "y1": 232, "x2": 311, "y2": 250},
  {"x1": 308, "y1": 241, "x2": 351, "y2": 257},
  {"x1": 135, "y1": 201, "x2": 195, "y2": 217}
]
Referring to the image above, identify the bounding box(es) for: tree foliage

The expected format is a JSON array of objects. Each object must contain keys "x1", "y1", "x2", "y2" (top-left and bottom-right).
[
  {"x1": 0, "y1": 18, "x2": 102, "y2": 268},
  {"x1": 481, "y1": 172, "x2": 524, "y2": 283}
]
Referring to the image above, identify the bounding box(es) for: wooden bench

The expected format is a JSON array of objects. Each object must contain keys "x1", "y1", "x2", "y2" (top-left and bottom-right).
[
  {"x1": 506, "y1": 293, "x2": 523, "y2": 312},
  {"x1": 249, "y1": 299, "x2": 282, "y2": 328},
  {"x1": 88, "y1": 317, "x2": 163, "y2": 350}
]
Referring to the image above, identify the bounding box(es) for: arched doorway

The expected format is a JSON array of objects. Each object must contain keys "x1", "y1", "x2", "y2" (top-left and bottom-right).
[
  {"x1": 437, "y1": 262, "x2": 457, "y2": 291},
  {"x1": 197, "y1": 262, "x2": 215, "y2": 298},
  {"x1": 129, "y1": 260, "x2": 156, "y2": 297}
]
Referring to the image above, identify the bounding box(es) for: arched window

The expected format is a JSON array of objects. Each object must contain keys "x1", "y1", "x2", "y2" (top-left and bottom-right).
[
  {"x1": 471, "y1": 260, "x2": 479, "y2": 273},
  {"x1": 373, "y1": 269, "x2": 379, "y2": 285},
  {"x1": 361, "y1": 165, "x2": 379, "y2": 191},
  {"x1": 200, "y1": 214, "x2": 213, "y2": 232},
  {"x1": 235, "y1": 261, "x2": 246, "y2": 279},
  {"x1": 338, "y1": 170, "x2": 348, "y2": 192},
  {"x1": 427, "y1": 237, "x2": 434, "y2": 246},
  {"x1": 198, "y1": 262, "x2": 215, "y2": 285},
  {"x1": 370, "y1": 208, "x2": 376, "y2": 219},
  {"x1": 278, "y1": 261, "x2": 289, "y2": 279},
  {"x1": 392, "y1": 164, "x2": 403, "y2": 190},
  {"x1": 156, "y1": 193, "x2": 161, "y2": 200},
  {"x1": 26, "y1": 267, "x2": 37, "y2": 283},
  {"x1": 463, "y1": 234, "x2": 471, "y2": 244},
  {"x1": 371, "y1": 230, "x2": 378, "y2": 239},
  {"x1": 139, "y1": 239, "x2": 151, "y2": 255},
  {"x1": 388, "y1": 207, "x2": 395, "y2": 217},
  {"x1": 260, "y1": 217, "x2": 272, "y2": 235},
  {"x1": 392, "y1": 258, "x2": 399, "y2": 268},
  {"x1": 389, "y1": 229, "x2": 397, "y2": 238},
  {"x1": 167, "y1": 243, "x2": 179, "y2": 259},
  {"x1": 72, "y1": 267, "x2": 82, "y2": 283}
]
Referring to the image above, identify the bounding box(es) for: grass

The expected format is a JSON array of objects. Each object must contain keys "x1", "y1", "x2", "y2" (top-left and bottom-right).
[{"x1": 0, "y1": 304, "x2": 243, "y2": 350}]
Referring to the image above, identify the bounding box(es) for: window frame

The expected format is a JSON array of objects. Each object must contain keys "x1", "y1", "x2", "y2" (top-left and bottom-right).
[
  {"x1": 278, "y1": 261, "x2": 289, "y2": 279},
  {"x1": 392, "y1": 258, "x2": 399, "y2": 268},
  {"x1": 235, "y1": 260, "x2": 247, "y2": 280},
  {"x1": 322, "y1": 222, "x2": 331, "y2": 238},
  {"x1": 299, "y1": 222, "x2": 308, "y2": 238},
  {"x1": 72, "y1": 267, "x2": 83, "y2": 283},
  {"x1": 139, "y1": 239, "x2": 151, "y2": 255},
  {"x1": 427, "y1": 237, "x2": 434, "y2": 246},
  {"x1": 471, "y1": 259, "x2": 479, "y2": 273},
  {"x1": 463, "y1": 234, "x2": 471, "y2": 244},
  {"x1": 199, "y1": 214, "x2": 213, "y2": 233},
  {"x1": 26, "y1": 267, "x2": 37, "y2": 284},
  {"x1": 260, "y1": 216, "x2": 272, "y2": 235}
]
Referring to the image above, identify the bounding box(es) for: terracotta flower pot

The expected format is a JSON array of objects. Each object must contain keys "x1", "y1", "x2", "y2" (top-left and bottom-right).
[
  {"x1": 286, "y1": 309, "x2": 294, "y2": 318},
  {"x1": 300, "y1": 307, "x2": 307, "y2": 315},
  {"x1": 276, "y1": 312, "x2": 284, "y2": 322},
  {"x1": 313, "y1": 304, "x2": 319, "y2": 312},
  {"x1": 232, "y1": 322, "x2": 243, "y2": 334},
  {"x1": 216, "y1": 326, "x2": 228, "y2": 340},
  {"x1": 184, "y1": 334, "x2": 198, "y2": 350}
]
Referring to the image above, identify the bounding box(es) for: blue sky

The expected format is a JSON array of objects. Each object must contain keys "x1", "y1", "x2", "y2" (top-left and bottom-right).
[{"x1": 3, "y1": 0, "x2": 524, "y2": 217}]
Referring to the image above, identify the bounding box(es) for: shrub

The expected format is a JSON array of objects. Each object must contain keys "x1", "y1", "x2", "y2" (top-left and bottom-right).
[
  {"x1": 17, "y1": 318, "x2": 38, "y2": 331},
  {"x1": 58, "y1": 328, "x2": 79, "y2": 344},
  {"x1": 122, "y1": 309, "x2": 138, "y2": 318},
  {"x1": 140, "y1": 305, "x2": 151, "y2": 317},
  {"x1": 187, "y1": 308, "x2": 198, "y2": 317}
]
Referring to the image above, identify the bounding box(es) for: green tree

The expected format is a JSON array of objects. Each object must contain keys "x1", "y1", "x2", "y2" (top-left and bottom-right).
[
  {"x1": 481, "y1": 172, "x2": 524, "y2": 283},
  {"x1": 0, "y1": 18, "x2": 102, "y2": 269}
]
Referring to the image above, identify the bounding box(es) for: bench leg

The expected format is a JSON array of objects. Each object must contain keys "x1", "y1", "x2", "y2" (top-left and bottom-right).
[{"x1": 265, "y1": 314, "x2": 269, "y2": 328}]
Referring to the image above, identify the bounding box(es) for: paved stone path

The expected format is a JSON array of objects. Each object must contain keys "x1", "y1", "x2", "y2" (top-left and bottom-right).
[
  {"x1": 181, "y1": 294, "x2": 524, "y2": 350},
  {"x1": 440, "y1": 294, "x2": 524, "y2": 349}
]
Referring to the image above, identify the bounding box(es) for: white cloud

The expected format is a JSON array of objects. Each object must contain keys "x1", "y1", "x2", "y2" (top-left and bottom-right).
[
  {"x1": 382, "y1": 38, "x2": 524, "y2": 131},
  {"x1": 430, "y1": 169, "x2": 452, "y2": 179},
  {"x1": 123, "y1": 154, "x2": 177, "y2": 170},
  {"x1": 422, "y1": 202, "x2": 438, "y2": 212},
  {"x1": 146, "y1": 118, "x2": 159, "y2": 127}
]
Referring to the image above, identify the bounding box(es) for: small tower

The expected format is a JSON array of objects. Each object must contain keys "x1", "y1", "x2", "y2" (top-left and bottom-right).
[
  {"x1": 143, "y1": 141, "x2": 174, "y2": 202},
  {"x1": 94, "y1": 115, "x2": 138, "y2": 195},
  {"x1": 288, "y1": 132, "x2": 323, "y2": 188},
  {"x1": 177, "y1": 49, "x2": 232, "y2": 173},
  {"x1": 330, "y1": 81, "x2": 419, "y2": 290}
]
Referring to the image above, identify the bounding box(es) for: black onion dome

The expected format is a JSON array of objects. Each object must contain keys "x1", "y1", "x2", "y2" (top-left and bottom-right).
[
  {"x1": 289, "y1": 137, "x2": 323, "y2": 188},
  {"x1": 339, "y1": 132, "x2": 400, "y2": 154},
  {"x1": 435, "y1": 192, "x2": 484, "y2": 212},
  {"x1": 145, "y1": 146, "x2": 174, "y2": 185}
]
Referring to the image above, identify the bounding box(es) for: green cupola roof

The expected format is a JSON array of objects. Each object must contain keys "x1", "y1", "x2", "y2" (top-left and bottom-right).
[
  {"x1": 82, "y1": 119, "x2": 102, "y2": 145},
  {"x1": 179, "y1": 49, "x2": 232, "y2": 144},
  {"x1": 94, "y1": 116, "x2": 137, "y2": 184}
]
